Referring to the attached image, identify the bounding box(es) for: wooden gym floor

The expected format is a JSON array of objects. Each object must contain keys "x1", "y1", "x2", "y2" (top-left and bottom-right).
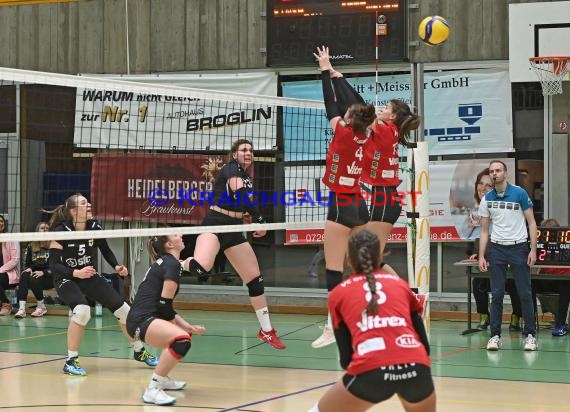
[{"x1": 1, "y1": 309, "x2": 569, "y2": 411}]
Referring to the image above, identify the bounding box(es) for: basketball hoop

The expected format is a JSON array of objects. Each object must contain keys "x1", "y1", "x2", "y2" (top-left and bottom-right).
[{"x1": 529, "y1": 56, "x2": 570, "y2": 96}]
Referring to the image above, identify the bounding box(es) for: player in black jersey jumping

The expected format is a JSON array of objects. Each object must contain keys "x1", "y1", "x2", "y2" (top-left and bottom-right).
[
  {"x1": 184, "y1": 139, "x2": 286, "y2": 350},
  {"x1": 47, "y1": 194, "x2": 158, "y2": 376},
  {"x1": 127, "y1": 234, "x2": 205, "y2": 406}
]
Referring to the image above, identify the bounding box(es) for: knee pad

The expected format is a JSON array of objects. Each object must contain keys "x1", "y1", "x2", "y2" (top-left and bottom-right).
[
  {"x1": 113, "y1": 302, "x2": 130, "y2": 324},
  {"x1": 246, "y1": 275, "x2": 264, "y2": 297},
  {"x1": 188, "y1": 258, "x2": 209, "y2": 277},
  {"x1": 71, "y1": 304, "x2": 91, "y2": 326},
  {"x1": 168, "y1": 335, "x2": 192, "y2": 360},
  {"x1": 326, "y1": 269, "x2": 343, "y2": 292}
]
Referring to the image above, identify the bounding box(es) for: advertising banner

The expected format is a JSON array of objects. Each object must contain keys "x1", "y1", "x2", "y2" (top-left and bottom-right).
[
  {"x1": 75, "y1": 73, "x2": 278, "y2": 151},
  {"x1": 91, "y1": 153, "x2": 224, "y2": 224},
  {"x1": 284, "y1": 158, "x2": 515, "y2": 244},
  {"x1": 282, "y1": 69, "x2": 513, "y2": 160}
]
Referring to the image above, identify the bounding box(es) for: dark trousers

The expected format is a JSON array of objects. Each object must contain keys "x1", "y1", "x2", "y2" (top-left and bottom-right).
[
  {"x1": 473, "y1": 277, "x2": 523, "y2": 316},
  {"x1": 488, "y1": 242, "x2": 536, "y2": 336},
  {"x1": 16, "y1": 272, "x2": 53, "y2": 302}
]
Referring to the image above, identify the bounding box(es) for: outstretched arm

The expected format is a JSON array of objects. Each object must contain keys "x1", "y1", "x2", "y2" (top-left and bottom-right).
[
  {"x1": 331, "y1": 75, "x2": 365, "y2": 115},
  {"x1": 314, "y1": 46, "x2": 342, "y2": 130}
]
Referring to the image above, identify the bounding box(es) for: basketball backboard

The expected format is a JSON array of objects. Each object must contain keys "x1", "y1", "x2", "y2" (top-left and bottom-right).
[{"x1": 509, "y1": 1, "x2": 570, "y2": 83}]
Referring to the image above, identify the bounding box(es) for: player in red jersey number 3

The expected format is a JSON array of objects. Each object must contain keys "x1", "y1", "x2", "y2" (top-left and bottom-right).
[{"x1": 309, "y1": 230, "x2": 436, "y2": 412}]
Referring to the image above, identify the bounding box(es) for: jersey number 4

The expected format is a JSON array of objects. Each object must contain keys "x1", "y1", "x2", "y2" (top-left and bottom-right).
[{"x1": 355, "y1": 147, "x2": 363, "y2": 161}]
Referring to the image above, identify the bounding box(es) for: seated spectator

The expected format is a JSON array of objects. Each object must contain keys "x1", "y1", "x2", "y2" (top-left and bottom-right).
[
  {"x1": 534, "y1": 218, "x2": 570, "y2": 336},
  {"x1": 0, "y1": 215, "x2": 20, "y2": 315},
  {"x1": 15, "y1": 222, "x2": 52, "y2": 318}
]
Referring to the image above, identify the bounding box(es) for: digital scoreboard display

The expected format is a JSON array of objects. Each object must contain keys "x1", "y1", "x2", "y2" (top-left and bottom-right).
[
  {"x1": 536, "y1": 227, "x2": 570, "y2": 265},
  {"x1": 267, "y1": 0, "x2": 407, "y2": 66}
]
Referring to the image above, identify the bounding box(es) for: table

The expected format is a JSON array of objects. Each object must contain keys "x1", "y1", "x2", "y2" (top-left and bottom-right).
[{"x1": 453, "y1": 260, "x2": 570, "y2": 335}]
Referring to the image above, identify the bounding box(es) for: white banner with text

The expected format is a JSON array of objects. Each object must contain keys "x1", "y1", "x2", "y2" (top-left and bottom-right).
[
  {"x1": 282, "y1": 69, "x2": 513, "y2": 160},
  {"x1": 74, "y1": 72, "x2": 278, "y2": 151}
]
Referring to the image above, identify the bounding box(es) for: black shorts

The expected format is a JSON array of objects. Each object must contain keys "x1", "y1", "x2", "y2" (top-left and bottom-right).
[
  {"x1": 126, "y1": 315, "x2": 155, "y2": 342},
  {"x1": 54, "y1": 274, "x2": 125, "y2": 312},
  {"x1": 369, "y1": 185, "x2": 403, "y2": 225},
  {"x1": 202, "y1": 210, "x2": 248, "y2": 251},
  {"x1": 326, "y1": 192, "x2": 369, "y2": 229},
  {"x1": 342, "y1": 363, "x2": 434, "y2": 404}
]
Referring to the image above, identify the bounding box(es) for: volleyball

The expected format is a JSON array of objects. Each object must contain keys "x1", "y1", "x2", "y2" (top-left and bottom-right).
[{"x1": 418, "y1": 15, "x2": 450, "y2": 46}]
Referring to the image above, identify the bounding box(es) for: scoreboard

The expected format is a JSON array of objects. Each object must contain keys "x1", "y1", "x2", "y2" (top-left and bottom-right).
[
  {"x1": 536, "y1": 227, "x2": 570, "y2": 266},
  {"x1": 266, "y1": 0, "x2": 407, "y2": 66}
]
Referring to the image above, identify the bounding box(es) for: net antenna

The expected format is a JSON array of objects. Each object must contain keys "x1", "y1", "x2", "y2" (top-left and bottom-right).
[
  {"x1": 375, "y1": 13, "x2": 388, "y2": 108},
  {"x1": 529, "y1": 56, "x2": 570, "y2": 96}
]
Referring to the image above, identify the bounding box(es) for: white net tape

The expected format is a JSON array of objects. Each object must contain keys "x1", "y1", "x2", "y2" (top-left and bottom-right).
[
  {"x1": 529, "y1": 57, "x2": 570, "y2": 96},
  {"x1": 0, "y1": 221, "x2": 323, "y2": 243}
]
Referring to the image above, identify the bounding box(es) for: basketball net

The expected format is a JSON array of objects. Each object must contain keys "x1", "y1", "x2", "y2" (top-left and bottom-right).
[{"x1": 529, "y1": 56, "x2": 570, "y2": 96}]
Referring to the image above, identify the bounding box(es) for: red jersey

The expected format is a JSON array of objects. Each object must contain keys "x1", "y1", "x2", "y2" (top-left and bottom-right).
[
  {"x1": 322, "y1": 120, "x2": 369, "y2": 193},
  {"x1": 328, "y1": 272, "x2": 430, "y2": 376},
  {"x1": 362, "y1": 120, "x2": 400, "y2": 187}
]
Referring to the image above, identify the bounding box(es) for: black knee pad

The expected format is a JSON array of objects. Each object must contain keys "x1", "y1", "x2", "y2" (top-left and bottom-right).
[
  {"x1": 168, "y1": 335, "x2": 192, "y2": 360},
  {"x1": 246, "y1": 275, "x2": 264, "y2": 297},
  {"x1": 326, "y1": 269, "x2": 343, "y2": 292},
  {"x1": 188, "y1": 258, "x2": 209, "y2": 278}
]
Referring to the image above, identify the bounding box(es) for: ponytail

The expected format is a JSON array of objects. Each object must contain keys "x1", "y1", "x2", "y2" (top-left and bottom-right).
[
  {"x1": 360, "y1": 246, "x2": 380, "y2": 314},
  {"x1": 389, "y1": 99, "x2": 422, "y2": 146},
  {"x1": 46, "y1": 205, "x2": 70, "y2": 231},
  {"x1": 43, "y1": 193, "x2": 83, "y2": 231},
  {"x1": 147, "y1": 235, "x2": 169, "y2": 261},
  {"x1": 348, "y1": 230, "x2": 381, "y2": 315}
]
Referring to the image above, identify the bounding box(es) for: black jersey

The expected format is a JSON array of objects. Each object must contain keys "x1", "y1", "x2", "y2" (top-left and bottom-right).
[
  {"x1": 51, "y1": 219, "x2": 118, "y2": 280},
  {"x1": 212, "y1": 160, "x2": 254, "y2": 213},
  {"x1": 24, "y1": 245, "x2": 51, "y2": 274},
  {"x1": 128, "y1": 253, "x2": 182, "y2": 323}
]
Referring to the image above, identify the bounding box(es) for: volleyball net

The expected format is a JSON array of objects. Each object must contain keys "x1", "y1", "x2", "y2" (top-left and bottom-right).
[
  {"x1": 0, "y1": 67, "x2": 430, "y2": 319},
  {"x1": 0, "y1": 67, "x2": 343, "y2": 241}
]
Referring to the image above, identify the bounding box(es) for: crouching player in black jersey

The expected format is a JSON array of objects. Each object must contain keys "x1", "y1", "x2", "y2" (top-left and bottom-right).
[
  {"x1": 127, "y1": 234, "x2": 205, "y2": 406},
  {"x1": 47, "y1": 194, "x2": 158, "y2": 376}
]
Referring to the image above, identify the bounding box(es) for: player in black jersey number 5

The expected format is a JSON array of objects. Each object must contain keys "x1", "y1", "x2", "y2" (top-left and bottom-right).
[
  {"x1": 47, "y1": 194, "x2": 158, "y2": 376},
  {"x1": 127, "y1": 234, "x2": 205, "y2": 406}
]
